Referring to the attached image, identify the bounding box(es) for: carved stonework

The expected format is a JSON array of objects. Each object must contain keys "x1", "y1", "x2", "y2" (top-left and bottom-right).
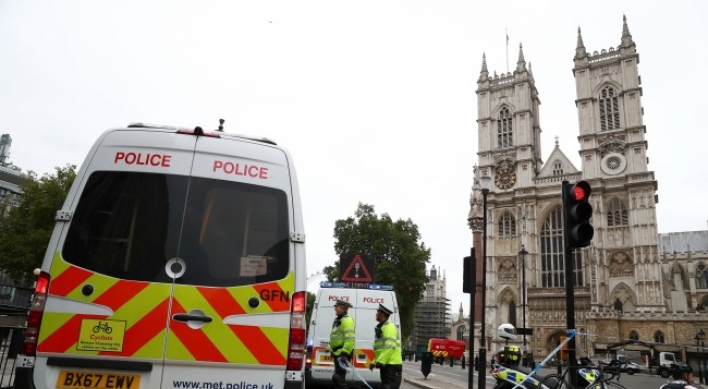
[
  {"x1": 468, "y1": 164, "x2": 484, "y2": 231},
  {"x1": 469, "y1": 218, "x2": 484, "y2": 232},
  {"x1": 494, "y1": 153, "x2": 517, "y2": 190},
  {"x1": 498, "y1": 258, "x2": 517, "y2": 282},
  {"x1": 609, "y1": 252, "x2": 634, "y2": 277},
  {"x1": 598, "y1": 134, "x2": 627, "y2": 157}
]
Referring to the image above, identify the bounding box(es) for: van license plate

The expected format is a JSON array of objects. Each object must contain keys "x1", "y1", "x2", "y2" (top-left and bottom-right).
[
  {"x1": 320, "y1": 355, "x2": 333, "y2": 362},
  {"x1": 57, "y1": 371, "x2": 141, "y2": 389}
]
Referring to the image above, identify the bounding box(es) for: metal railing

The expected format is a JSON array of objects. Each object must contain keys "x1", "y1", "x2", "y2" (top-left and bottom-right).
[{"x1": 0, "y1": 326, "x2": 25, "y2": 389}]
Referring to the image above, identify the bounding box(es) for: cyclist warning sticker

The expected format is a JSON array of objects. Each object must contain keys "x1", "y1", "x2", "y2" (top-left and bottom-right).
[{"x1": 77, "y1": 319, "x2": 126, "y2": 352}]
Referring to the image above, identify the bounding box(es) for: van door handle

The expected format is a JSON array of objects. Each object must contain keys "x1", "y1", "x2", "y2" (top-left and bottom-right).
[{"x1": 173, "y1": 314, "x2": 213, "y2": 323}]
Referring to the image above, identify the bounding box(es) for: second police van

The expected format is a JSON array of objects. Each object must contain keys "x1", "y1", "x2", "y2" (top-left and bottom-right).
[
  {"x1": 305, "y1": 283, "x2": 401, "y2": 389},
  {"x1": 16, "y1": 123, "x2": 308, "y2": 389}
]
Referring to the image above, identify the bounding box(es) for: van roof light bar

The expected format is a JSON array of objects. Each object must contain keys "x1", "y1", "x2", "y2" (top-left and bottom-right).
[{"x1": 318, "y1": 281, "x2": 393, "y2": 290}]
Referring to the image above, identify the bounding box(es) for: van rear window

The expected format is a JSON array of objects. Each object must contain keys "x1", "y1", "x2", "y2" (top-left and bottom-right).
[{"x1": 62, "y1": 171, "x2": 290, "y2": 286}]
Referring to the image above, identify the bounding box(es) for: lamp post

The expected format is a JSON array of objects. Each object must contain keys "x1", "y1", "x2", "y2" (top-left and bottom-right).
[
  {"x1": 696, "y1": 329, "x2": 706, "y2": 384},
  {"x1": 478, "y1": 175, "x2": 491, "y2": 389},
  {"x1": 518, "y1": 246, "x2": 529, "y2": 366},
  {"x1": 468, "y1": 248, "x2": 476, "y2": 389}
]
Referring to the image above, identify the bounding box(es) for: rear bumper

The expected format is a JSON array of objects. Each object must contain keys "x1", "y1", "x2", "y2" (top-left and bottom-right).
[{"x1": 14, "y1": 366, "x2": 36, "y2": 389}]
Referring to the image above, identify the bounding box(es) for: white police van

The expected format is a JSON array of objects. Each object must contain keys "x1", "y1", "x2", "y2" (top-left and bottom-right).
[
  {"x1": 305, "y1": 283, "x2": 401, "y2": 389},
  {"x1": 16, "y1": 123, "x2": 308, "y2": 389}
]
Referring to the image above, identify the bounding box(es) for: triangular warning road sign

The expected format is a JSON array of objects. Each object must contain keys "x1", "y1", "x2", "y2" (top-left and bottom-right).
[{"x1": 341, "y1": 254, "x2": 372, "y2": 282}]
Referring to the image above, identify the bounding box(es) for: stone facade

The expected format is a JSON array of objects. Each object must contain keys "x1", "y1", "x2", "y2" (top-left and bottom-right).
[{"x1": 467, "y1": 16, "x2": 708, "y2": 361}]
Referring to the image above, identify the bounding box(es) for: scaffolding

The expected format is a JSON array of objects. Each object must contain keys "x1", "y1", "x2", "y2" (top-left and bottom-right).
[{"x1": 412, "y1": 296, "x2": 451, "y2": 349}]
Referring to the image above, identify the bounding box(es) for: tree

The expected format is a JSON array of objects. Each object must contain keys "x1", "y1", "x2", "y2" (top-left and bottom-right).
[
  {"x1": 326, "y1": 203, "x2": 430, "y2": 339},
  {"x1": 0, "y1": 165, "x2": 77, "y2": 283},
  {"x1": 305, "y1": 291, "x2": 316, "y2": 333}
]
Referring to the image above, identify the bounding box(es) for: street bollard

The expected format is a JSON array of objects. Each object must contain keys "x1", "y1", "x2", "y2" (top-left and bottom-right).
[
  {"x1": 421, "y1": 352, "x2": 433, "y2": 379},
  {"x1": 461, "y1": 354, "x2": 466, "y2": 370}
]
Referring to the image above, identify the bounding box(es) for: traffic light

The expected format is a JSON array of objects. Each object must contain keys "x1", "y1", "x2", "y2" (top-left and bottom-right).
[
  {"x1": 563, "y1": 180, "x2": 594, "y2": 248},
  {"x1": 463, "y1": 250, "x2": 476, "y2": 293}
]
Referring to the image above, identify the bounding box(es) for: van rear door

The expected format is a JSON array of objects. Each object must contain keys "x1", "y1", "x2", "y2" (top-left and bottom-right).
[
  {"x1": 160, "y1": 136, "x2": 295, "y2": 389},
  {"x1": 35, "y1": 129, "x2": 198, "y2": 389}
]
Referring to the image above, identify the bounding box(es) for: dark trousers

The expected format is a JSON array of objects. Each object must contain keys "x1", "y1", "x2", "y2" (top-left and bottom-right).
[
  {"x1": 379, "y1": 364, "x2": 402, "y2": 389},
  {"x1": 332, "y1": 357, "x2": 349, "y2": 389}
]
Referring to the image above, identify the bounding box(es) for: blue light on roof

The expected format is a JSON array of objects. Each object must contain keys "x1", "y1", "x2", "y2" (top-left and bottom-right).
[
  {"x1": 319, "y1": 281, "x2": 347, "y2": 288},
  {"x1": 368, "y1": 284, "x2": 393, "y2": 290}
]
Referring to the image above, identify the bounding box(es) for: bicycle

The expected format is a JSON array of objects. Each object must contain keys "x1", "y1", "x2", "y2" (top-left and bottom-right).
[
  {"x1": 92, "y1": 321, "x2": 113, "y2": 334},
  {"x1": 539, "y1": 359, "x2": 628, "y2": 389}
]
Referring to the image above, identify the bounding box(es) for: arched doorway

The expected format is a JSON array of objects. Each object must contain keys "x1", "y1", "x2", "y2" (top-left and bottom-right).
[{"x1": 546, "y1": 330, "x2": 567, "y2": 364}]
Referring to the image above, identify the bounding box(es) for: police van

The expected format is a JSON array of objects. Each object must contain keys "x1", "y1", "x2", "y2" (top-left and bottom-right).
[
  {"x1": 305, "y1": 283, "x2": 401, "y2": 389},
  {"x1": 16, "y1": 123, "x2": 308, "y2": 389}
]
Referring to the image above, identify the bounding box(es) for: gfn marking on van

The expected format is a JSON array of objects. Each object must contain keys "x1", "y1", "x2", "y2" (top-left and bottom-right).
[{"x1": 15, "y1": 124, "x2": 308, "y2": 389}]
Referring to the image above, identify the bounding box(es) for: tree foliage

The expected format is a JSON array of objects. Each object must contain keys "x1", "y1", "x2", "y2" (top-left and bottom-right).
[
  {"x1": 305, "y1": 291, "x2": 317, "y2": 333},
  {"x1": 325, "y1": 203, "x2": 430, "y2": 339},
  {"x1": 0, "y1": 165, "x2": 77, "y2": 284}
]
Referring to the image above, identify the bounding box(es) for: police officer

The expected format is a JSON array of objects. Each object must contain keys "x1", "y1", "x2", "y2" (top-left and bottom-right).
[
  {"x1": 330, "y1": 300, "x2": 355, "y2": 389},
  {"x1": 369, "y1": 304, "x2": 402, "y2": 389}
]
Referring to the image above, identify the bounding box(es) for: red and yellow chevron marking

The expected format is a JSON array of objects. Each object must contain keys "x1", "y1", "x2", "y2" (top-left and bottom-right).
[
  {"x1": 310, "y1": 346, "x2": 373, "y2": 368},
  {"x1": 352, "y1": 348, "x2": 375, "y2": 368},
  {"x1": 38, "y1": 253, "x2": 294, "y2": 365},
  {"x1": 432, "y1": 350, "x2": 449, "y2": 358}
]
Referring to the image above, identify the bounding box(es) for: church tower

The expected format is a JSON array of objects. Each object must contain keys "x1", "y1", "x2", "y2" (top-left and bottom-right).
[
  {"x1": 572, "y1": 16, "x2": 665, "y2": 314},
  {"x1": 475, "y1": 45, "x2": 543, "y2": 191}
]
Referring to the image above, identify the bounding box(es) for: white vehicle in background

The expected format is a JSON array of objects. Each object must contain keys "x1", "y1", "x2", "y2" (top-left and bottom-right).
[{"x1": 305, "y1": 283, "x2": 401, "y2": 389}]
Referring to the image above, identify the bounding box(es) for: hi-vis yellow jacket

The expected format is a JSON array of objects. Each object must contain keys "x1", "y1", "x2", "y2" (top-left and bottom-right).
[
  {"x1": 329, "y1": 314, "x2": 355, "y2": 357},
  {"x1": 372, "y1": 321, "x2": 402, "y2": 365}
]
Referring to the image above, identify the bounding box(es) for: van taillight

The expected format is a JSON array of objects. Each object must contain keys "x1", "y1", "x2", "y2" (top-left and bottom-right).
[
  {"x1": 23, "y1": 271, "x2": 50, "y2": 356},
  {"x1": 286, "y1": 291, "x2": 306, "y2": 371}
]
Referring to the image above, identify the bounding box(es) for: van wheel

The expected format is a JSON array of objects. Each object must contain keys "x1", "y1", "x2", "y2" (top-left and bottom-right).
[{"x1": 627, "y1": 370, "x2": 635, "y2": 375}]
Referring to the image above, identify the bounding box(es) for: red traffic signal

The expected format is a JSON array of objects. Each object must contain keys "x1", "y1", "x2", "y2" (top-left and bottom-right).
[
  {"x1": 563, "y1": 180, "x2": 594, "y2": 248},
  {"x1": 571, "y1": 182, "x2": 590, "y2": 201}
]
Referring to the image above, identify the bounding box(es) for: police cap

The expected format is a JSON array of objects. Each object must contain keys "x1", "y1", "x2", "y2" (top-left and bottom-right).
[
  {"x1": 377, "y1": 304, "x2": 393, "y2": 316},
  {"x1": 335, "y1": 300, "x2": 353, "y2": 308}
]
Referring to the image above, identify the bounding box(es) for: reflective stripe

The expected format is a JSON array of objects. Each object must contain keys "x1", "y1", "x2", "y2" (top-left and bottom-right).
[{"x1": 39, "y1": 253, "x2": 293, "y2": 364}]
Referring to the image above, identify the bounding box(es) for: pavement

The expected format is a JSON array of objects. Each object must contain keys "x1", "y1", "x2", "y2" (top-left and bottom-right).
[
  {"x1": 402, "y1": 368, "x2": 488, "y2": 389},
  {"x1": 403, "y1": 375, "x2": 467, "y2": 389}
]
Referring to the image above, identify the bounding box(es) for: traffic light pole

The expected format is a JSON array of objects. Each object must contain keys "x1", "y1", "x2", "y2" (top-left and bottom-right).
[
  {"x1": 561, "y1": 181, "x2": 578, "y2": 389},
  {"x1": 468, "y1": 249, "x2": 475, "y2": 389}
]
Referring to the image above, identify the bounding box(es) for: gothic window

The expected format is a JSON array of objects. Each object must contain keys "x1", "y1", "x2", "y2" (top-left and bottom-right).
[
  {"x1": 654, "y1": 331, "x2": 665, "y2": 343},
  {"x1": 607, "y1": 197, "x2": 628, "y2": 227},
  {"x1": 629, "y1": 330, "x2": 639, "y2": 341},
  {"x1": 509, "y1": 300, "x2": 517, "y2": 327},
  {"x1": 498, "y1": 108, "x2": 514, "y2": 148},
  {"x1": 552, "y1": 160, "x2": 563, "y2": 176},
  {"x1": 701, "y1": 295, "x2": 708, "y2": 311},
  {"x1": 599, "y1": 86, "x2": 621, "y2": 131},
  {"x1": 540, "y1": 206, "x2": 584, "y2": 287},
  {"x1": 498, "y1": 212, "x2": 516, "y2": 237},
  {"x1": 697, "y1": 263, "x2": 708, "y2": 289},
  {"x1": 457, "y1": 326, "x2": 466, "y2": 341}
]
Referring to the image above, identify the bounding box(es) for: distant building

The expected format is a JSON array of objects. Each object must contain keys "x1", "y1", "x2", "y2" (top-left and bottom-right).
[
  {"x1": 0, "y1": 134, "x2": 34, "y2": 322},
  {"x1": 411, "y1": 265, "x2": 451, "y2": 350}
]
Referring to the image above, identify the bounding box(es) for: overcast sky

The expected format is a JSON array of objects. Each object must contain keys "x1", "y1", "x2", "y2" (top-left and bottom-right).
[{"x1": 1, "y1": 1, "x2": 707, "y2": 315}]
